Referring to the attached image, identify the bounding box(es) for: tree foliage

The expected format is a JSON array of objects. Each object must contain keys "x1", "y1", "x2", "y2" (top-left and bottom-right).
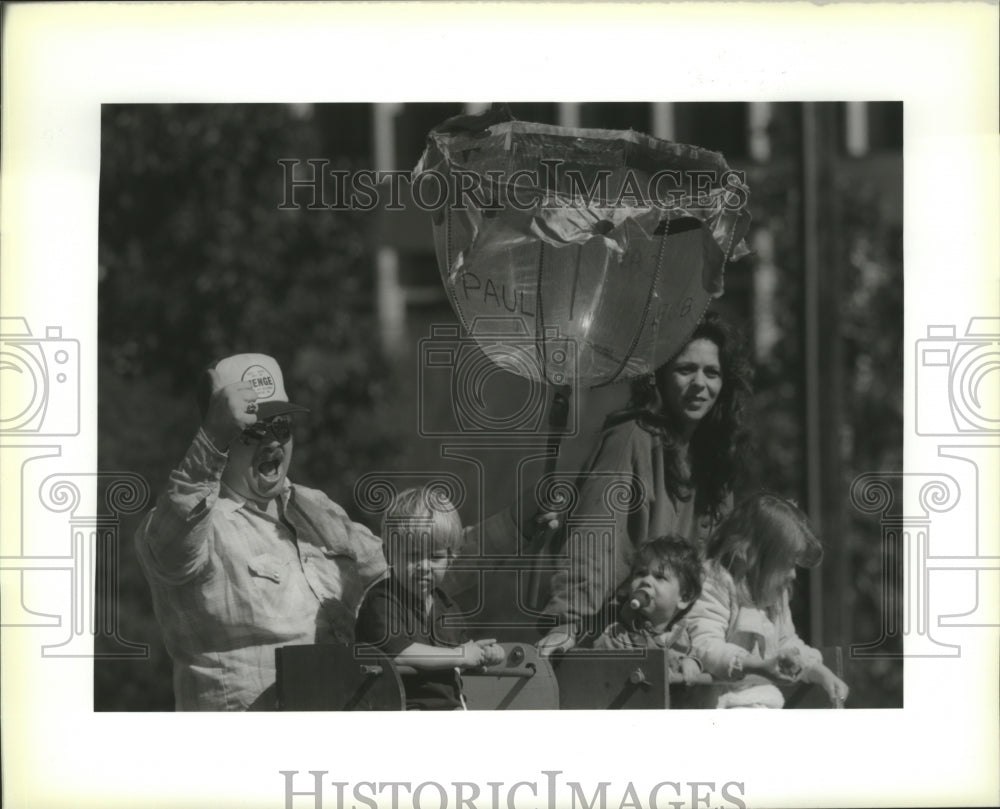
[
  {"x1": 96, "y1": 104, "x2": 403, "y2": 709},
  {"x1": 742, "y1": 105, "x2": 904, "y2": 706}
]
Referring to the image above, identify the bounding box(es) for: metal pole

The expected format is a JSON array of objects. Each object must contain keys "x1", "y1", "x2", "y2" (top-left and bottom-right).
[
  {"x1": 800, "y1": 103, "x2": 847, "y2": 648},
  {"x1": 373, "y1": 103, "x2": 405, "y2": 357}
]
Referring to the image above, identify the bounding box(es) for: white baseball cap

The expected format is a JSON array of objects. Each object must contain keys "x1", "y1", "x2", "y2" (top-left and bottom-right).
[{"x1": 212, "y1": 353, "x2": 309, "y2": 419}]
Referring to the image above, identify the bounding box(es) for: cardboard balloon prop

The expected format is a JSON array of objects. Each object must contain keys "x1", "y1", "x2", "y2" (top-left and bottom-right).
[{"x1": 413, "y1": 108, "x2": 752, "y2": 389}]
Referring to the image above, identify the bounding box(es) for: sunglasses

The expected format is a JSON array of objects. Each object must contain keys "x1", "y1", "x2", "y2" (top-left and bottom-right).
[{"x1": 240, "y1": 415, "x2": 293, "y2": 444}]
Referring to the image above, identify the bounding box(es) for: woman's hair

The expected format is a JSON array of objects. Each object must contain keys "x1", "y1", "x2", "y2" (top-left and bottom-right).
[
  {"x1": 605, "y1": 310, "x2": 754, "y2": 519},
  {"x1": 381, "y1": 486, "x2": 463, "y2": 568},
  {"x1": 705, "y1": 493, "x2": 823, "y2": 609},
  {"x1": 628, "y1": 534, "x2": 704, "y2": 605}
]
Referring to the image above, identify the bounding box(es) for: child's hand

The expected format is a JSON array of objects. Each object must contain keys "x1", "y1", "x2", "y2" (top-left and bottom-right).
[
  {"x1": 481, "y1": 642, "x2": 507, "y2": 667},
  {"x1": 468, "y1": 639, "x2": 505, "y2": 669},
  {"x1": 458, "y1": 639, "x2": 496, "y2": 669},
  {"x1": 678, "y1": 657, "x2": 702, "y2": 685},
  {"x1": 775, "y1": 648, "x2": 804, "y2": 680},
  {"x1": 760, "y1": 655, "x2": 799, "y2": 684},
  {"x1": 804, "y1": 664, "x2": 849, "y2": 706},
  {"x1": 827, "y1": 673, "x2": 849, "y2": 706},
  {"x1": 536, "y1": 626, "x2": 576, "y2": 657}
]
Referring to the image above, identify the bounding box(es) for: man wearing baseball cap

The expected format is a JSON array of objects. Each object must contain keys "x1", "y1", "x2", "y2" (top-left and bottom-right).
[{"x1": 134, "y1": 353, "x2": 387, "y2": 710}]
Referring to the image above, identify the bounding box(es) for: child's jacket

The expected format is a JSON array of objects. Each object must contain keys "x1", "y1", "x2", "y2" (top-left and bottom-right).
[
  {"x1": 687, "y1": 563, "x2": 822, "y2": 704},
  {"x1": 356, "y1": 574, "x2": 469, "y2": 710},
  {"x1": 593, "y1": 617, "x2": 694, "y2": 654}
]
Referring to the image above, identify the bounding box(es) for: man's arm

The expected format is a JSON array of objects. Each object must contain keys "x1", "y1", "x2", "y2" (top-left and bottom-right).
[
  {"x1": 135, "y1": 429, "x2": 228, "y2": 584},
  {"x1": 135, "y1": 369, "x2": 261, "y2": 584}
]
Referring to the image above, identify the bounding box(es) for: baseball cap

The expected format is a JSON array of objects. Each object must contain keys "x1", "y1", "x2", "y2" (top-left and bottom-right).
[{"x1": 211, "y1": 353, "x2": 310, "y2": 419}]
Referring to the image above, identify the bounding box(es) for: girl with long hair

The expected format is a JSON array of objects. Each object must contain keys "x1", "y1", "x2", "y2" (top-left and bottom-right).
[{"x1": 687, "y1": 493, "x2": 849, "y2": 707}]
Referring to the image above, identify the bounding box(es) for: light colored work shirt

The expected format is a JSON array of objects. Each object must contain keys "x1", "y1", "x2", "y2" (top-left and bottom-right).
[{"x1": 134, "y1": 429, "x2": 387, "y2": 710}]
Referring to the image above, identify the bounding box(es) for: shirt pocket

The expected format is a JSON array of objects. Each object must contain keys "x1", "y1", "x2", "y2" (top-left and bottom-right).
[
  {"x1": 248, "y1": 552, "x2": 288, "y2": 584},
  {"x1": 246, "y1": 552, "x2": 294, "y2": 623}
]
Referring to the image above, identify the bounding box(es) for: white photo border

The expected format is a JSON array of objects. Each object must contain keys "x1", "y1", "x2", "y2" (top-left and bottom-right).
[{"x1": 1, "y1": 3, "x2": 998, "y2": 809}]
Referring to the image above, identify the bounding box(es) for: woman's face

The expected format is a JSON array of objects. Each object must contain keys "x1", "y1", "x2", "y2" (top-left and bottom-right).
[{"x1": 661, "y1": 338, "x2": 723, "y2": 428}]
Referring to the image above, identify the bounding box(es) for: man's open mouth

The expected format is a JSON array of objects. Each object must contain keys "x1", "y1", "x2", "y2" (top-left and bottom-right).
[{"x1": 256, "y1": 452, "x2": 284, "y2": 479}]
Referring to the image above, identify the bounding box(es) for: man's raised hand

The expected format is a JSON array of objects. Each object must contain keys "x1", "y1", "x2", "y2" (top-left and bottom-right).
[{"x1": 202, "y1": 368, "x2": 259, "y2": 451}]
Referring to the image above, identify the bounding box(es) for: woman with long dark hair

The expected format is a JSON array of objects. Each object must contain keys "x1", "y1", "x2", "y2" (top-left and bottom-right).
[{"x1": 536, "y1": 311, "x2": 754, "y2": 654}]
